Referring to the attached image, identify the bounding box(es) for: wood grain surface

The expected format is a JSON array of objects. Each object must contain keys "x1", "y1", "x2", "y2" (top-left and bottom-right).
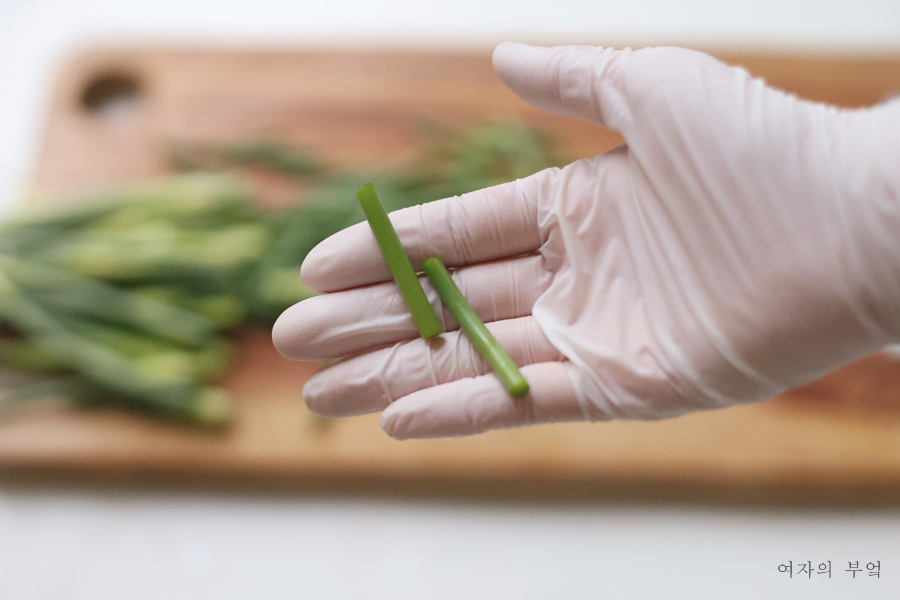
[{"x1": 4, "y1": 47, "x2": 900, "y2": 502}]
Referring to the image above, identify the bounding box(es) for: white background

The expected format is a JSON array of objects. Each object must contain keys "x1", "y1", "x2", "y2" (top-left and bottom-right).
[{"x1": 1, "y1": 1, "x2": 900, "y2": 598}]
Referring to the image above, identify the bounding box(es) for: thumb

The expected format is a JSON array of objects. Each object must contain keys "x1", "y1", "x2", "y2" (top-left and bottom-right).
[{"x1": 493, "y1": 42, "x2": 636, "y2": 133}]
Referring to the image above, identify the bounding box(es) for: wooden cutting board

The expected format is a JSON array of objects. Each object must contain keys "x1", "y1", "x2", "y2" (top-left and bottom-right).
[{"x1": 3, "y1": 47, "x2": 900, "y2": 503}]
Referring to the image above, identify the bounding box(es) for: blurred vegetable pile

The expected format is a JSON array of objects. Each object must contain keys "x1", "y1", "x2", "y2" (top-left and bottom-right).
[{"x1": 0, "y1": 122, "x2": 563, "y2": 428}]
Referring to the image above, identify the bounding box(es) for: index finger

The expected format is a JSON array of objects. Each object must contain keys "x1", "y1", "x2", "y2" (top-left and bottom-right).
[{"x1": 300, "y1": 175, "x2": 549, "y2": 293}]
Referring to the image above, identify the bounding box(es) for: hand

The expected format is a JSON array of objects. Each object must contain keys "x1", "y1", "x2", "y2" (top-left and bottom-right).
[{"x1": 273, "y1": 43, "x2": 900, "y2": 439}]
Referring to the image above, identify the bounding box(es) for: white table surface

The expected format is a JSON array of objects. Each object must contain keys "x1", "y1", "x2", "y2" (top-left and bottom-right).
[{"x1": 1, "y1": 1, "x2": 900, "y2": 598}]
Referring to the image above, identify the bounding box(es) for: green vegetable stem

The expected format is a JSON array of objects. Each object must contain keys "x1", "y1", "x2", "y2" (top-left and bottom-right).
[
  {"x1": 422, "y1": 257, "x2": 529, "y2": 398},
  {"x1": 356, "y1": 183, "x2": 443, "y2": 339}
]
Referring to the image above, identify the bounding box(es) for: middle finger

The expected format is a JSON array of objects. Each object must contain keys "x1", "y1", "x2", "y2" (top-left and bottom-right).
[{"x1": 273, "y1": 253, "x2": 551, "y2": 361}]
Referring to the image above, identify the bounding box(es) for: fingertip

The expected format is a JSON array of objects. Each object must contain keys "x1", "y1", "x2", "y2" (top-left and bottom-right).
[
  {"x1": 492, "y1": 42, "x2": 548, "y2": 91},
  {"x1": 302, "y1": 369, "x2": 364, "y2": 419},
  {"x1": 301, "y1": 372, "x2": 328, "y2": 416},
  {"x1": 379, "y1": 407, "x2": 408, "y2": 440},
  {"x1": 271, "y1": 296, "x2": 332, "y2": 361},
  {"x1": 298, "y1": 234, "x2": 330, "y2": 292},
  {"x1": 492, "y1": 41, "x2": 536, "y2": 71},
  {"x1": 298, "y1": 252, "x2": 322, "y2": 292},
  {"x1": 380, "y1": 398, "x2": 442, "y2": 440},
  {"x1": 272, "y1": 304, "x2": 302, "y2": 359},
  {"x1": 299, "y1": 229, "x2": 359, "y2": 293}
]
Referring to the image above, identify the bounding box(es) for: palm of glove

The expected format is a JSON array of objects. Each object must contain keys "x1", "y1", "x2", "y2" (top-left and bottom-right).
[{"x1": 273, "y1": 45, "x2": 897, "y2": 438}]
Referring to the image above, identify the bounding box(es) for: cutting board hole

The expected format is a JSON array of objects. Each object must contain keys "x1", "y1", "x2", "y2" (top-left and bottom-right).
[{"x1": 80, "y1": 72, "x2": 143, "y2": 117}]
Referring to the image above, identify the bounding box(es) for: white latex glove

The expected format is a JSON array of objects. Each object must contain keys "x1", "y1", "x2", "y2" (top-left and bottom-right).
[{"x1": 273, "y1": 43, "x2": 900, "y2": 439}]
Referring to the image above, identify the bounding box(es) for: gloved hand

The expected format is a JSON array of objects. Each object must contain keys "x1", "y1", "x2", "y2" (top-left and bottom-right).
[{"x1": 273, "y1": 43, "x2": 900, "y2": 439}]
